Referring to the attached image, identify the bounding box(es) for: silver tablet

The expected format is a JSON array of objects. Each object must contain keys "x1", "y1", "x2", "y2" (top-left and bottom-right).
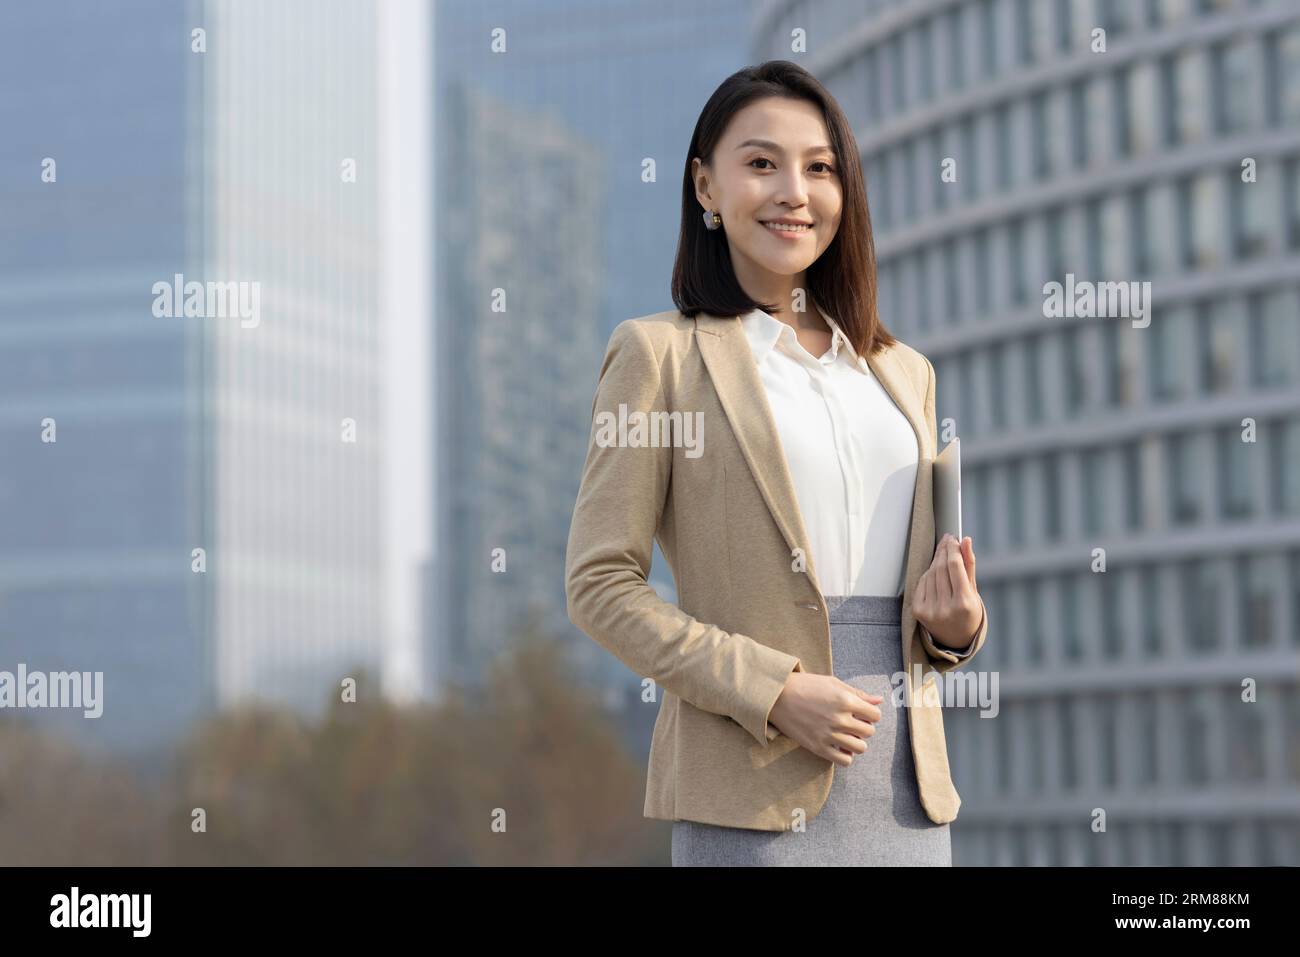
[{"x1": 933, "y1": 436, "x2": 962, "y2": 547}]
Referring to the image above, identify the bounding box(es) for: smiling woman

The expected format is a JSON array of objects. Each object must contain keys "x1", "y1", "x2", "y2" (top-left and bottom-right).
[{"x1": 566, "y1": 60, "x2": 988, "y2": 868}]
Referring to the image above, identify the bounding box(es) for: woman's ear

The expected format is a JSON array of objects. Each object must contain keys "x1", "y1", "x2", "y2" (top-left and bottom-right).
[{"x1": 692, "y1": 157, "x2": 713, "y2": 211}]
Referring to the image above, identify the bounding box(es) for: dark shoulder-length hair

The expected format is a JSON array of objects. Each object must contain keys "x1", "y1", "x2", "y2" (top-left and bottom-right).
[{"x1": 671, "y1": 59, "x2": 894, "y2": 358}]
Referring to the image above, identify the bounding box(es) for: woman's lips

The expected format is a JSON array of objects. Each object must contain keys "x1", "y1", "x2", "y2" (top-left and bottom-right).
[{"x1": 761, "y1": 221, "x2": 813, "y2": 239}]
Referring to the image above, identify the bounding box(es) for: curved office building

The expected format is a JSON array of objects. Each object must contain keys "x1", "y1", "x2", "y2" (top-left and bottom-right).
[{"x1": 754, "y1": 0, "x2": 1300, "y2": 865}]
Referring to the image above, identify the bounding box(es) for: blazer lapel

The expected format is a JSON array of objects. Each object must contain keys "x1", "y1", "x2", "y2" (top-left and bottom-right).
[{"x1": 695, "y1": 312, "x2": 824, "y2": 597}]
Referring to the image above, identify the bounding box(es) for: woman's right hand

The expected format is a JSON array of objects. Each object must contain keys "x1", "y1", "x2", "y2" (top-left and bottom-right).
[{"x1": 767, "y1": 673, "x2": 882, "y2": 766}]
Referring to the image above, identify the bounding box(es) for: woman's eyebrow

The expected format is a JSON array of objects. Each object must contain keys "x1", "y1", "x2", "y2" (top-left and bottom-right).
[{"x1": 735, "y1": 138, "x2": 833, "y2": 155}]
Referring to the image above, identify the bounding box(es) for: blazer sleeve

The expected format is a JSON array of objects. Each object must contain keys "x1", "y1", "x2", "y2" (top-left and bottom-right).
[
  {"x1": 917, "y1": 353, "x2": 989, "y2": 672},
  {"x1": 565, "y1": 319, "x2": 804, "y2": 748}
]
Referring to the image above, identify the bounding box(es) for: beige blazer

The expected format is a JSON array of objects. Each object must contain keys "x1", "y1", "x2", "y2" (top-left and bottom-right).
[{"x1": 564, "y1": 308, "x2": 989, "y2": 831}]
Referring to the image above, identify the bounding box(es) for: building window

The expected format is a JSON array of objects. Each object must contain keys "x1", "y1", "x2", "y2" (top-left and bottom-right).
[
  {"x1": 1008, "y1": 217, "x2": 1027, "y2": 305},
  {"x1": 1152, "y1": 0, "x2": 1190, "y2": 26},
  {"x1": 1180, "y1": 172, "x2": 1222, "y2": 269},
  {"x1": 943, "y1": 238, "x2": 961, "y2": 324},
  {"x1": 1174, "y1": 48, "x2": 1207, "y2": 144},
  {"x1": 1249, "y1": 290, "x2": 1298, "y2": 388},
  {"x1": 1286, "y1": 159, "x2": 1300, "y2": 250},
  {"x1": 866, "y1": 47, "x2": 883, "y2": 124},
  {"x1": 915, "y1": 246, "x2": 931, "y2": 331},
  {"x1": 946, "y1": 7, "x2": 966, "y2": 92},
  {"x1": 1183, "y1": 558, "x2": 1221, "y2": 653},
  {"x1": 1112, "y1": 66, "x2": 1133, "y2": 157},
  {"x1": 931, "y1": 129, "x2": 947, "y2": 214},
  {"x1": 1102, "y1": 321, "x2": 1123, "y2": 405},
  {"x1": 1101, "y1": 572, "x2": 1123, "y2": 657},
  {"x1": 1058, "y1": 697, "x2": 1078, "y2": 789},
  {"x1": 1024, "y1": 333, "x2": 1044, "y2": 423},
  {"x1": 1026, "y1": 579, "x2": 1044, "y2": 665},
  {"x1": 1236, "y1": 554, "x2": 1278, "y2": 649},
  {"x1": 918, "y1": 17, "x2": 935, "y2": 103},
  {"x1": 989, "y1": 342, "x2": 1007, "y2": 428},
  {"x1": 902, "y1": 139, "x2": 918, "y2": 223},
  {"x1": 1213, "y1": 37, "x2": 1257, "y2": 135},
  {"x1": 1266, "y1": 25, "x2": 1300, "y2": 126},
  {"x1": 1123, "y1": 441, "x2": 1142, "y2": 531},
  {"x1": 1016, "y1": 0, "x2": 1035, "y2": 64},
  {"x1": 1141, "y1": 564, "x2": 1161, "y2": 655},
  {"x1": 1182, "y1": 692, "x2": 1211, "y2": 783},
  {"x1": 1225, "y1": 686, "x2": 1267, "y2": 781},
  {"x1": 1166, "y1": 431, "x2": 1201, "y2": 524},
  {"x1": 1064, "y1": 324, "x2": 1087, "y2": 414},
  {"x1": 1056, "y1": 0, "x2": 1073, "y2": 51},
  {"x1": 1128, "y1": 186, "x2": 1152, "y2": 273},
  {"x1": 1030, "y1": 91, "x2": 1050, "y2": 179},
  {"x1": 998, "y1": 713, "x2": 1014, "y2": 797},
  {"x1": 1043, "y1": 451, "x2": 1062, "y2": 540},
  {"x1": 873, "y1": 155, "x2": 892, "y2": 230},
  {"x1": 1228, "y1": 166, "x2": 1273, "y2": 260},
  {"x1": 1197, "y1": 298, "x2": 1239, "y2": 394},
  {"x1": 1069, "y1": 79, "x2": 1088, "y2": 166},
  {"x1": 1024, "y1": 703, "x2": 1042, "y2": 792},
  {"x1": 1175, "y1": 176, "x2": 1195, "y2": 267},
  {"x1": 1086, "y1": 75, "x2": 1110, "y2": 166},
  {"x1": 1099, "y1": 693, "x2": 1119, "y2": 788},
  {"x1": 1293, "y1": 553, "x2": 1300, "y2": 652},
  {"x1": 889, "y1": 34, "x2": 906, "y2": 114},
  {"x1": 974, "y1": 226, "x2": 992, "y2": 315},
  {"x1": 1270, "y1": 419, "x2": 1300, "y2": 516},
  {"x1": 1149, "y1": 305, "x2": 1187, "y2": 400},
  {"x1": 1098, "y1": 0, "x2": 1134, "y2": 37},
  {"x1": 1215, "y1": 423, "x2": 1253, "y2": 520},
  {"x1": 979, "y1": 0, "x2": 999, "y2": 78},
  {"x1": 1082, "y1": 449, "x2": 1105, "y2": 535},
  {"x1": 1007, "y1": 459, "x2": 1025, "y2": 545},
  {"x1": 1045, "y1": 205, "x2": 1066, "y2": 281},
  {"x1": 961, "y1": 117, "x2": 979, "y2": 202},
  {"x1": 1084, "y1": 196, "x2": 1103, "y2": 277},
  {"x1": 996, "y1": 103, "x2": 1014, "y2": 191},
  {"x1": 959, "y1": 352, "x2": 976, "y2": 436},
  {"x1": 1159, "y1": 53, "x2": 1180, "y2": 146}
]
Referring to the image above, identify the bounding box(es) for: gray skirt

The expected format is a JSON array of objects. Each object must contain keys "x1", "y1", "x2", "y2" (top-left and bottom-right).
[{"x1": 671, "y1": 594, "x2": 952, "y2": 867}]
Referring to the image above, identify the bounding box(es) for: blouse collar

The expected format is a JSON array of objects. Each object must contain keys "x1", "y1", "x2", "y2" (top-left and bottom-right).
[{"x1": 739, "y1": 303, "x2": 864, "y2": 370}]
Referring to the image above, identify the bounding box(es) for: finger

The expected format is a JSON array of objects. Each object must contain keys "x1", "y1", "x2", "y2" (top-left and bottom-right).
[
  {"x1": 932, "y1": 533, "x2": 949, "y2": 566},
  {"x1": 950, "y1": 535, "x2": 972, "y2": 593},
  {"x1": 843, "y1": 688, "x2": 882, "y2": 722},
  {"x1": 945, "y1": 536, "x2": 973, "y2": 600},
  {"x1": 831, "y1": 732, "x2": 868, "y2": 755},
  {"x1": 829, "y1": 737, "x2": 859, "y2": 762},
  {"x1": 845, "y1": 714, "x2": 879, "y2": 737},
  {"x1": 935, "y1": 537, "x2": 955, "y2": 603},
  {"x1": 962, "y1": 536, "x2": 977, "y2": 589},
  {"x1": 914, "y1": 563, "x2": 933, "y2": 618},
  {"x1": 849, "y1": 702, "x2": 882, "y2": 724}
]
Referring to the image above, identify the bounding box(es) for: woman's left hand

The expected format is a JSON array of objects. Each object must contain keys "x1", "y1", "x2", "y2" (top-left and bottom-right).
[{"x1": 911, "y1": 533, "x2": 983, "y2": 648}]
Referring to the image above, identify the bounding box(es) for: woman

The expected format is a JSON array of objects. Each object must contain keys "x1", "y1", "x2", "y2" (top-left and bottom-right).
[{"x1": 565, "y1": 61, "x2": 988, "y2": 866}]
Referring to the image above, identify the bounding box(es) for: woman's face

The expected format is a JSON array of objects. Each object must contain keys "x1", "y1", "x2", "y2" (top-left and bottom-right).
[{"x1": 692, "y1": 96, "x2": 843, "y2": 286}]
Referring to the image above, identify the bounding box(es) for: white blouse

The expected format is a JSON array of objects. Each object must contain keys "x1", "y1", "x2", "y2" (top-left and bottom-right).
[{"x1": 739, "y1": 306, "x2": 917, "y2": 598}]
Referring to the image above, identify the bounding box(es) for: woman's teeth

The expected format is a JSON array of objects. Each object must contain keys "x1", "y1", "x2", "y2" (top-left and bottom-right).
[{"x1": 763, "y1": 221, "x2": 811, "y2": 232}]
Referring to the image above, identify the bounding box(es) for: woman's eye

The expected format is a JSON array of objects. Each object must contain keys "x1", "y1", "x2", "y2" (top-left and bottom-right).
[{"x1": 750, "y1": 157, "x2": 835, "y2": 173}]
